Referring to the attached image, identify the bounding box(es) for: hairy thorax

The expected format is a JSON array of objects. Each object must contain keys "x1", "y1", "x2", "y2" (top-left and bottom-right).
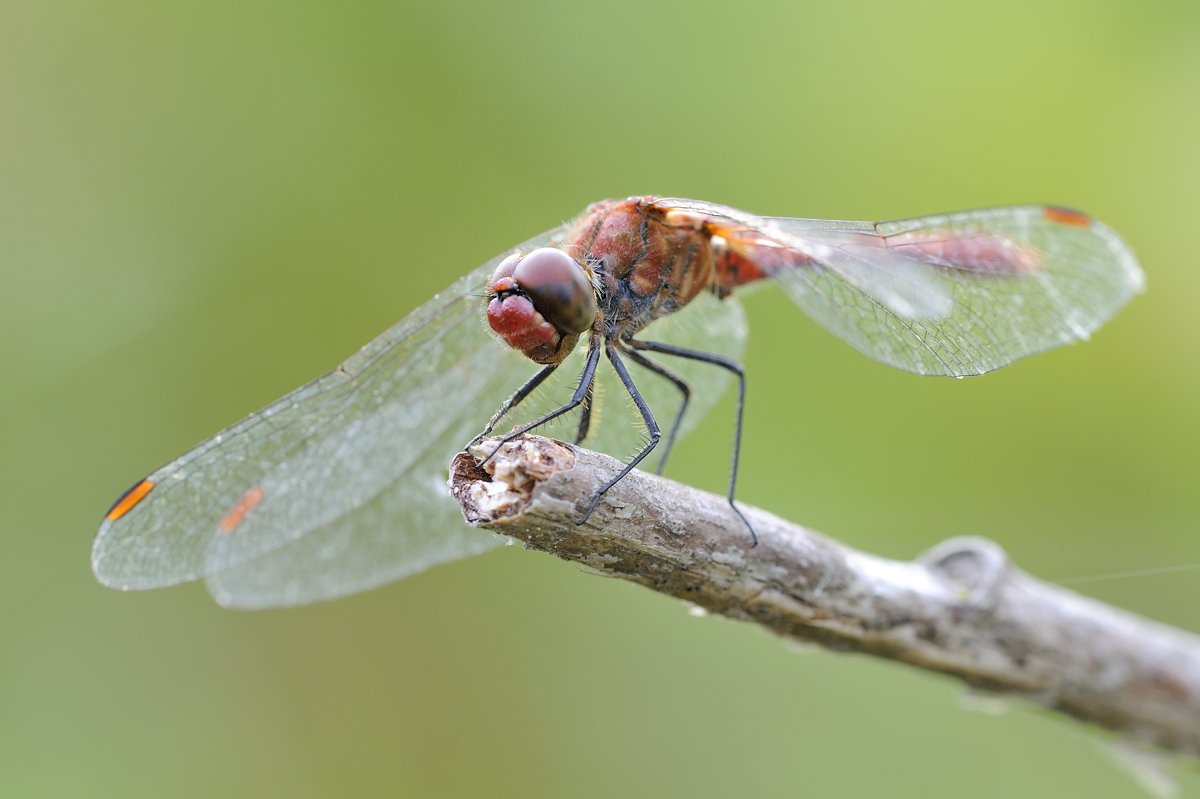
[{"x1": 566, "y1": 197, "x2": 724, "y2": 342}]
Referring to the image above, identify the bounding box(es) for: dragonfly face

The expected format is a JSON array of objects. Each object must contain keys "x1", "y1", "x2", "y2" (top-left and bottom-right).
[
  {"x1": 486, "y1": 247, "x2": 596, "y2": 365},
  {"x1": 93, "y1": 196, "x2": 1145, "y2": 609}
]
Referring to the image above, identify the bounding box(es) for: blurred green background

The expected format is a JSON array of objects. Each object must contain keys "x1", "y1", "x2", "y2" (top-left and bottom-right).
[{"x1": 3, "y1": 0, "x2": 1198, "y2": 796}]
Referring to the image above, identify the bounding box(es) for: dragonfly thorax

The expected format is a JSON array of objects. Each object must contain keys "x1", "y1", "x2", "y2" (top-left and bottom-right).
[{"x1": 570, "y1": 198, "x2": 732, "y2": 343}]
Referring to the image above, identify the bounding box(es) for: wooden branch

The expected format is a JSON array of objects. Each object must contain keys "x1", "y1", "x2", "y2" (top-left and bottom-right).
[{"x1": 450, "y1": 435, "x2": 1200, "y2": 757}]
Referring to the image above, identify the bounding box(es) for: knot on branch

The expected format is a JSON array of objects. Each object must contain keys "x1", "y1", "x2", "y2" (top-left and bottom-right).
[{"x1": 919, "y1": 536, "x2": 1011, "y2": 612}]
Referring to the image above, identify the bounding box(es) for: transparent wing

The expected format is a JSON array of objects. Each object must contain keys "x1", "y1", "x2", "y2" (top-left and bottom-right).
[
  {"x1": 660, "y1": 199, "x2": 1144, "y2": 376},
  {"x1": 93, "y1": 223, "x2": 748, "y2": 609},
  {"x1": 93, "y1": 226, "x2": 568, "y2": 607}
]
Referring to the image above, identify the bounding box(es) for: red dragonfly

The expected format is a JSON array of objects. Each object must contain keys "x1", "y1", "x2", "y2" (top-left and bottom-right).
[{"x1": 93, "y1": 197, "x2": 1144, "y2": 608}]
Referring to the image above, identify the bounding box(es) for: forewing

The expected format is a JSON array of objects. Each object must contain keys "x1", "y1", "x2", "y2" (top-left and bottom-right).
[
  {"x1": 761, "y1": 206, "x2": 1144, "y2": 375},
  {"x1": 94, "y1": 218, "x2": 749, "y2": 609},
  {"x1": 93, "y1": 225, "x2": 568, "y2": 607}
]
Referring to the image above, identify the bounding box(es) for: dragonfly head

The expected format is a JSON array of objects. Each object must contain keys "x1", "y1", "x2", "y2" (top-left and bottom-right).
[{"x1": 486, "y1": 247, "x2": 597, "y2": 365}]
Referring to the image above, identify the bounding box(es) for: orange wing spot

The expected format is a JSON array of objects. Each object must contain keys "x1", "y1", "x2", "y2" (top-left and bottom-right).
[
  {"x1": 219, "y1": 485, "x2": 266, "y2": 533},
  {"x1": 1043, "y1": 206, "x2": 1091, "y2": 228},
  {"x1": 105, "y1": 479, "x2": 156, "y2": 522}
]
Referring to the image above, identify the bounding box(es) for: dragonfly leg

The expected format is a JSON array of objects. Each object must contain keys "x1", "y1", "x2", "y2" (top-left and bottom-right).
[
  {"x1": 577, "y1": 340, "x2": 661, "y2": 525},
  {"x1": 622, "y1": 346, "x2": 690, "y2": 475},
  {"x1": 478, "y1": 338, "x2": 602, "y2": 467},
  {"x1": 631, "y1": 339, "x2": 755, "y2": 546},
  {"x1": 466, "y1": 363, "x2": 558, "y2": 451},
  {"x1": 574, "y1": 381, "x2": 595, "y2": 445}
]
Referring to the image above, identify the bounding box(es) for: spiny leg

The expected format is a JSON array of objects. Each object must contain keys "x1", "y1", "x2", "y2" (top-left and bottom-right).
[
  {"x1": 574, "y1": 380, "x2": 595, "y2": 445},
  {"x1": 577, "y1": 341, "x2": 661, "y2": 525},
  {"x1": 622, "y1": 347, "x2": 690, "y2": 475},
  {"x1": 466, "y1": 363, "x2": 558, "y2": 450},
  {"x1": 478, "y1": 338, "x2": 603, "y2": 468},
  {"x1": 631, "y1": 339, "x2": 755, "y2": 545}
]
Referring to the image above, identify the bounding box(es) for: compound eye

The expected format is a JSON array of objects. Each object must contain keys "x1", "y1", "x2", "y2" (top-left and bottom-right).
[
  {"x1": 512, "y1": 248, "x2": 596, "y2": 334},
  {"x1": 489, "y1": 252, "x2": 521, "y2": 285}
]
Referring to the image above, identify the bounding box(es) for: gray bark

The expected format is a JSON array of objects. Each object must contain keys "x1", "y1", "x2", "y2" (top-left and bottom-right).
[{"x1": 450, "y1": 435, "x2": 1200, "y2": 756}]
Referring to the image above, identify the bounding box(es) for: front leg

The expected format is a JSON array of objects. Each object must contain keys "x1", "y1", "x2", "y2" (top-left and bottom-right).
[{"x1": 465, "y1": 363, "x2": 558, "y2": 451}]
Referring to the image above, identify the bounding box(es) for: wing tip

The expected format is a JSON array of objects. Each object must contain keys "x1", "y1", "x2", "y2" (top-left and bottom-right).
[
  {"x1": 91, "y1": 548, "x2": 137, "y2": 592},
  {"x1": 1081, "y1": 214, "x2": 1147, "y2": 295},
  {"x1": 92, "y1": 530, "x2": 207, "y2": 593}
]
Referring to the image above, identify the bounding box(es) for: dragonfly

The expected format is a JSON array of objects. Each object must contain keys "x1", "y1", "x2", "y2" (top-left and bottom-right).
[{"x1": 93, "y1": 196, "x2": 1145, "y2": 609}]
